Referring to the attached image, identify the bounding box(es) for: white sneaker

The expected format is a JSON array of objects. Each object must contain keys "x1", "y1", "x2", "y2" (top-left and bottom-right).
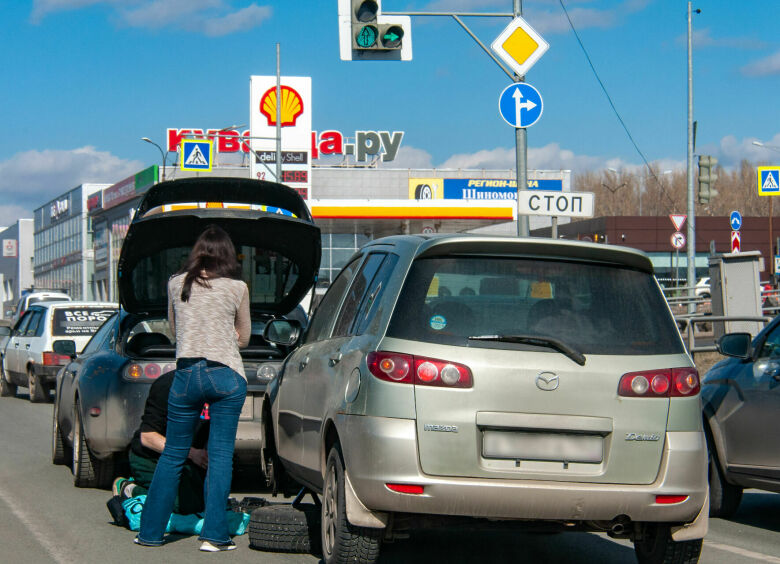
[{"x1": 199, "y1": 540, "x2": 236, "y2": 552}]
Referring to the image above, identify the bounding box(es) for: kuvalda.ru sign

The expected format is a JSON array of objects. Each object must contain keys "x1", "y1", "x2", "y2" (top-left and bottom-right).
[{"x1": 167, "y1": 128, "x2": 404, "y2": 162}]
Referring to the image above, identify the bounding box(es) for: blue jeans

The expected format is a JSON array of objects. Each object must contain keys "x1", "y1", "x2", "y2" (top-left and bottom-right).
[{"x1": 137, "y1": 359, "x2": 246, "y2": 545}]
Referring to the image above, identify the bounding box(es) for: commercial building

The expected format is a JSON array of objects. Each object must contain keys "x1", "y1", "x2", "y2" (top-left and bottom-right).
[
  {"x1": 33, "y1": 183, "x2": 109, "y2": 301},
  {"x1": 0, "y1": 219, "x2": 34, "y2": 319}
]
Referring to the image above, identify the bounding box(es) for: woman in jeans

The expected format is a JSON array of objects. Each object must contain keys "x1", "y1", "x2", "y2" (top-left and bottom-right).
[{"x1": 136, "y1": 224, "x2": 250, "y2": 552}]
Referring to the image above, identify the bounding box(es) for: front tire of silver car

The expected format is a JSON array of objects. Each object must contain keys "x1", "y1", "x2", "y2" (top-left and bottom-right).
[
  {"x1": 0, "y1": 361, "x2": 16, "y2": 397},
  {"x1": 633, "y1": 523, "x2": 702, "y2": 564},
  {"x1": 28, "y1": 367, "x2": 48, "y2": 403},
  {"x1": 321, "y1": 446, "x2": 381, "y2": 564}
]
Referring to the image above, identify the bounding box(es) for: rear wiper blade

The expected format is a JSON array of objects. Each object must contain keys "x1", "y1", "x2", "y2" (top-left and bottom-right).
[{"x1": 468, "y1": 334, "x2": 586, "y2": 366}]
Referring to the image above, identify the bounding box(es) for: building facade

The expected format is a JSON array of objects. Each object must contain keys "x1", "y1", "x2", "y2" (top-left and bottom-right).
[
  {"x1": 33, "y1": 183, "x2": 108, "y2": 300},
  {"x1": 0, "y1": 219, "x2": 34, "y2": 319}
]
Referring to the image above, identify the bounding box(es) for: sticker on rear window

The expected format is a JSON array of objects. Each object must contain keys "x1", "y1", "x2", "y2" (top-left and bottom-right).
[
  {"x1": 429, "y1": 315, "x2": 447, "y2": 330},
  {"x1": 53, "y1": 308, "x2": 116, "y2": 336}
]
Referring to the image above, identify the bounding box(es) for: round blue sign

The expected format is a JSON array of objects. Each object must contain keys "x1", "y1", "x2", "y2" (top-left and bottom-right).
[
  {"x1": 498, "y1": 83, "x2": 543, "y2": 128},
  {"x1": 730, "y1": 210, "x2": 742, "y2": 231}
]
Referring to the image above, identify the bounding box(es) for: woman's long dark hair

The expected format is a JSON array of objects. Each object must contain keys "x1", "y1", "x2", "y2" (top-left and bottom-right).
[{"x1": 178, "y1": 224, "x2": 241, "y2": 302}]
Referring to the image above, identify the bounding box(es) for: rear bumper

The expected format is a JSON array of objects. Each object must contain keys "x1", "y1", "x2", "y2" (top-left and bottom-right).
[
  {"x1": 32, "y1": 363, "x2": 62, "y2": 383},
  {"x1": 338, "y1": 414, "x2": 708, "y2": 525}
]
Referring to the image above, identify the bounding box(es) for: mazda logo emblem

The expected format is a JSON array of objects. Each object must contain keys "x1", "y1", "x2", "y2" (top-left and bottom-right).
[{"x1": 536, "y1": 372, "x2": 559, "y2": 391}]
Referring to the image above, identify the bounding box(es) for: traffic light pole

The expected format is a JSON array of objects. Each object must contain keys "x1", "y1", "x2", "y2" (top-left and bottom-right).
[
  {"x1": 382, "y1": 3, "x2": 529, "y2": 235},
  {"x1": 513, "y1": 0, "x2": 529, "y2": 237}
]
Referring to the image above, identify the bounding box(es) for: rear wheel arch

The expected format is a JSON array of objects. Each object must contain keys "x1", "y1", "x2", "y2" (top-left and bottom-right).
[
  {"x1": 702, "y1": 415, "x2": 728, "y2": 477},
  {"x1": 321, "y1": 420, "x2": 340, "y2": 478}
]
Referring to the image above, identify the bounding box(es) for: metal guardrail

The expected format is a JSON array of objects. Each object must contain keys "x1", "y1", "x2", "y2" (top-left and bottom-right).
[{"x1": 678, "y1": 315, "x2": 772, "y2": 353}]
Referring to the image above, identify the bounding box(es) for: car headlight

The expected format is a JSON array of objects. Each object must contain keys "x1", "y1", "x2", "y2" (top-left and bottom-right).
[{"x1": 256, "y1": 364, "x2": 278, "y2": 381}]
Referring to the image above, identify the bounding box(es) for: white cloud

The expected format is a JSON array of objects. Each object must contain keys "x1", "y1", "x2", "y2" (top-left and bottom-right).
[
  {"x1": 383, "y1": 146, "x2": 434, "y2": 169},
  {"x1": 0, "y1": 147, "x2": 143, "y2": 220},
  {"x1": 676, "y1": 28, "x2": 769, "y2": 50},
  {"x1": 30, "y1": 0, "x2": 272, "y2": 35},
  {"x1": 699, "y1": 133, "x2": 780, "y2": 168},
  {"x1": 437, "y1": 143, "x2": 608, "y2": 172},
  {"x1": 741, "y1": 50, "x2": 780, "y2": 77},
  {"x1": 0, "y1": 205, "x2": 35, "y2": 228}
]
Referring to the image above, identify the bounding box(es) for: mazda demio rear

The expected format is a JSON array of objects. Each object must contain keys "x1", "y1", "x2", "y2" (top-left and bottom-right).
[{"x1": 262, "y1": 235, "x2": 708, "y2": 564}]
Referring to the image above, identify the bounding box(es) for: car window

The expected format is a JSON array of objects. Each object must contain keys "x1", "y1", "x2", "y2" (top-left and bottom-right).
[
  {"x1": 332, "y1": 253, "x2": 386, "y2": 338},
  {"x1": 353, "y1": 254, "x2": 399, "y2": 336},
  {"x1": 305, "y1": 257, "x2": 361, "y2": 344},
  {"x1": 81, "y1": 315, "x2": 118, "y2": 355},
  {"x1": 386, "y1": 256, "x2": 685, "y2": 355},
  {"x1": 14, "y1": 311, "x2": 32, "y2": 335},
  {"x1": 757, "y1": 323, "x2": 780, "y2": 359},
  {"x1": 25, "y1": 310, "x2": 44, "y2": 337}
]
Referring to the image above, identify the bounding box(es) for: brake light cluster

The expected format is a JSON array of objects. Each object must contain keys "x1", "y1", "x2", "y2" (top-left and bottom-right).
[
  {"x1": 124, "y1": 362, "x2": 176, "y2": 381},
  {"x1": 618, "y1": 368, "x2": 699, "y2": 398},
  {"x1": 42, "y1": 352, "x2": 71, "y2": 366},
  {"x1": 367, "y1": 352, "x2": 472, "y2": 388}
]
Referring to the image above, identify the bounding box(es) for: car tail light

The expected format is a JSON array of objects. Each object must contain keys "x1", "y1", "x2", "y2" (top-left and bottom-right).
[
  {"x1": 386, "y1": 483, "x2": 425, "y2": 494},
  {"x1": 367, "y1": 352, "x2": 472, "y2": 388},
  {"x1": 42, "y1": 352, "x2": 71, "y2": 366},
  {"x1": 124, "y1": 361, "x2": 173, "y2": 382},
  {"x1": 619, "y1": 368, "x2": 699, "y2": 398},
  {"x1": 655, "y1": 495, "x2": 688, "y2": 504}
]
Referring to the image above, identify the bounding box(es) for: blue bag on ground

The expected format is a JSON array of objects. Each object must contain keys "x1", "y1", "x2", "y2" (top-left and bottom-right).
[{"x1": 122, "y1": 495, "x2": 250, "y2": 535}]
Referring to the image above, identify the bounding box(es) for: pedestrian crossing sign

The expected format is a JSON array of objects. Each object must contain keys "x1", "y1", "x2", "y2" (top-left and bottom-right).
[
  {"x1": 758, "y1": 166, "x2": 780, "y2": 196},
  {"x1": 180, "y1": 139, "x2": 213, "y2": 172}
]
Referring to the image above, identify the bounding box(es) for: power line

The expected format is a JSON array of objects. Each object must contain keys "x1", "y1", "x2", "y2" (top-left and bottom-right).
[{"x1": 558, "y1": 0, "x2": 675, "y2": 211}]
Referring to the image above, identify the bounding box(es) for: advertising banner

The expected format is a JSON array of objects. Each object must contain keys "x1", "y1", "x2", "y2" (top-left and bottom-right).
[
  {"x1": 2, "y1": 239, "x2": 18, "y2": 258},
  {"x1": 250, "y1": 76, "x2": 312, "y2": 198},
  {"x1": 409, "y1": 177, "x2": 564, "y2": 200},
  {"x1": 52, "y1": 308, "x2": 117, "y2": 336}
]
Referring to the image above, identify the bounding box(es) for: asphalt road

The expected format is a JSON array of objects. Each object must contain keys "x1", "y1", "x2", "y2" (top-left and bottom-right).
[{"x1": 1, "y1": 392, "x2": 779, "y2": 564}]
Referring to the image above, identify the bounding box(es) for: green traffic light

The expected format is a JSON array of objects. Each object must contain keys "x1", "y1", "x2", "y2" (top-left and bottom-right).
[
  {"x1": 356, "y1": 25, "x2": 378, "y2": 48},
  {"x1": 381, "y1": 25, "x2": 403, "y2": 49}
]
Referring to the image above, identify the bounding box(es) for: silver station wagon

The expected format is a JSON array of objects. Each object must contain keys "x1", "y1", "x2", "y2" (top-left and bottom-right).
[{"x1": 261, "y1": 235, "x2": 708, "y2": 564}]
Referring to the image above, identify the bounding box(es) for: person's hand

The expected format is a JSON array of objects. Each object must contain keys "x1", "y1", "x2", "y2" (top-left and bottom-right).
[{"x1": 188, "y1": 448, "x2": 208, "y2": 469}]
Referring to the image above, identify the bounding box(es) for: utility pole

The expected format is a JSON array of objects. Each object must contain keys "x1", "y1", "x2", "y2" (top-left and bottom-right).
[
  {"x1": 686, "y1": 2, "x2": 696, "y2": 313},
  {"x1": 514, "y1": 0, "x2": 529, "y2": 237}
]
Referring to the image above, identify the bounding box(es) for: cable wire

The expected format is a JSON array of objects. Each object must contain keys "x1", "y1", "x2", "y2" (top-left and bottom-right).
[{"x1": 559, "y1": 0, "x2": 675, "y2": 211}]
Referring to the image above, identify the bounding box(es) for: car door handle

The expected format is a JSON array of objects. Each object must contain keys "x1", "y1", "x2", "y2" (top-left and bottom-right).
[
  {"x1": 14, "y1": 343, "x2": 19, "y2": 348},
  {"x1": 299, "y1": 356, "x2": 309, "y2": 371},
  {"x1": 25, "y1": 344, "x2": 30, "y2": 349},
  {"x1": 328, "y1": 353, "x2": 342, "y2": 367}
]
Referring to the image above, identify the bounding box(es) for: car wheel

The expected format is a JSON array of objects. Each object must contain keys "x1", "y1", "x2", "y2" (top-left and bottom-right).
[
  {"x1": 28, "y1": 367, "x2": 48, "y2": 403},
  {"x1": 51, "y1": 395, "x2": 72, "y2": 465},
  {"x1": 708, "y1": 446, "x2": 742, "y2": 518},
  {"x1": 0, "y1": 362, "x2": 17, "y2": 397},
  {"x1": 248, "y1": 503, "x2": 321, "y2": 554},
  {"x1": 321, "y1": 446, "x2": 382, "y2": 564},
  {"x1": 72, "y1": 398, "x2": 114, "y2": 488},
  {"x1": 633, "y1": 523, "x2": 702, "y2": 564}
]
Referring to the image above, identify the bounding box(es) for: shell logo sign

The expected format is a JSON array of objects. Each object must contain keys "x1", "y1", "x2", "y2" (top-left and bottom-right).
[{"x1": 260, "y1": 85, "x2": 304, "y2": 127}]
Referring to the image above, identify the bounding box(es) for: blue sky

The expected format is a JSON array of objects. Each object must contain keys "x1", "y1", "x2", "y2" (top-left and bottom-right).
[{"x1": 1, "y1": 0, "x2": 778, "y2": 224}]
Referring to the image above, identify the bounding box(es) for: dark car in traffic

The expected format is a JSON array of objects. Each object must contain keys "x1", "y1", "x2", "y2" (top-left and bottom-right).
[
  {"x1": 702, "y1": 317, "x2": 780, "y2": 517},
  {"x1": 51, "y1": 177, "x2": 320, "y2": 488}
]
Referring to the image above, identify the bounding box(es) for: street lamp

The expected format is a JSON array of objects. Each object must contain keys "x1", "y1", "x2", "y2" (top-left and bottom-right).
[{"x1": 141, "y1": 137, "x2": 167, "y2": 181}]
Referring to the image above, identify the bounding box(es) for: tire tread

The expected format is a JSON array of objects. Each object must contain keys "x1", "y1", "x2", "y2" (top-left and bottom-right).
[{"x1": 248, "y1": 503, "x2": 321, "y2": 554}]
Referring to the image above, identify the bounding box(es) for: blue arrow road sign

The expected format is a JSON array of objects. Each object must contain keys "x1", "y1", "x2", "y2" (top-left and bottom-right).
[
  {"x1": 730, "y1": 210, "x2": 742, "y2": 231},
  {"x1": 498, "y1": 83, "x2": 543, "y2": 128}
]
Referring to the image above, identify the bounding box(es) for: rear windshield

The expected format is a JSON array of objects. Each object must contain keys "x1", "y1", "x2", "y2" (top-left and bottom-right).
[
  {"x1": 128, "y1": 245, "x2": 299, "y2": 309},
  {"x1": 52, "y1": 307, "x2": 117, "y2": 337},
  {"x1": 386, "y1": 256, "x2": 684, "y2": 355}
]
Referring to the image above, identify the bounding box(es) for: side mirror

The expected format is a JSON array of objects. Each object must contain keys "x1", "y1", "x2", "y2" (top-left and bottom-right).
[
  {"x1": 716, "y1": 333, "x2": 752, "y2": 360},
  {"x1": 263, "y1": 319, "x2": 302, "y2": 347},
  {"x1": 53, "y1": 339, "x2": 77, "y2": 359}
]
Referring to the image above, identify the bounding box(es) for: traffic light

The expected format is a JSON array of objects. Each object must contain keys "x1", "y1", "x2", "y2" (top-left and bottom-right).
[
  {"x1": 697, "y1": 155, "x2": 719, "y2": 204},
  {"x1": 338, "y1": 0, "x2": 412, "y2": 61}
]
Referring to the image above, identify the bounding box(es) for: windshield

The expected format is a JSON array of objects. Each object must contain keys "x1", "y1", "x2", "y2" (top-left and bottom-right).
[
  {"x1": 386, "y1": 256, "x2": 684, "y2": 355},
  {"x1": 127, "y1": 245, "x2": 300, "y2": 311}
]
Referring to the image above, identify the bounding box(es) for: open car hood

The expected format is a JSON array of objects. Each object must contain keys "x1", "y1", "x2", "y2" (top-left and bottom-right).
[{"x1": 118, "y1": 177, "x2": 321, "y2": 316}]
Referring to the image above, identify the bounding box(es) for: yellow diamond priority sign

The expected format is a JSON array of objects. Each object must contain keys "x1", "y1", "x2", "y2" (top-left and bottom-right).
[{"x1": 491, "y1": 16, "x2": 549, "y2": 77}]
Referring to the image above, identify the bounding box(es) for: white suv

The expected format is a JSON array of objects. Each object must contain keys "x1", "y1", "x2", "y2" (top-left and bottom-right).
[{"x1": 1, "y1": 301, "x2": 116, "y2": 402}]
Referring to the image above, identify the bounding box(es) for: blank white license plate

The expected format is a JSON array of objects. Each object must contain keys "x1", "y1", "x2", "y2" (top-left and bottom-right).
[{"x1": 482, "y1": 430, "x2": 603, "y2": 463}]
